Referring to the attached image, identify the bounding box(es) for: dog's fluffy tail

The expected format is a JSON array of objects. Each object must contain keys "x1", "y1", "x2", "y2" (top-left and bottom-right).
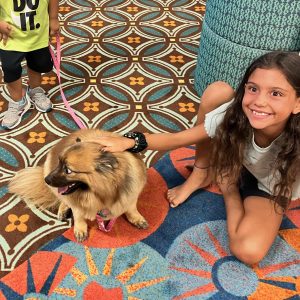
[{"x1": 9, "y1": 167, "x2": 59, "y2": 210}]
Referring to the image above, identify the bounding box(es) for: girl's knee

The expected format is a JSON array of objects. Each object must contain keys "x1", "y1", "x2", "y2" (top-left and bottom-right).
[
  {"x1": 200, "y1": 81, "x2": 235, "y2": 112},
  {"x1": 207, "y1": 81, "x2": 232, "y2": 90},
  {"x1": 204, "y1": 81, "x2": 234, "y2": 96},
  {"x1": 229, "y1": 238, "x2": 267, "y2": 265}
]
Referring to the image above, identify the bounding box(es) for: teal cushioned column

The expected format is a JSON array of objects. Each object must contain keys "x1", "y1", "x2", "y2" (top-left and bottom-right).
[
  {"x1": 194, "y1": 0, "x2": 300, "y2": 96},
  {"x1": 194, "y1": 21, "x2": 267, "y2": 94},
  {"x1": 204, "y1": 0, "x2": 300, "y2": 51}
]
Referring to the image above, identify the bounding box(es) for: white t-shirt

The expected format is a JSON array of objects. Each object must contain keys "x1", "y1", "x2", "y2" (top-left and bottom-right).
[{"x1": 204, "y1": 100, "x2": 300, "y2": 200}]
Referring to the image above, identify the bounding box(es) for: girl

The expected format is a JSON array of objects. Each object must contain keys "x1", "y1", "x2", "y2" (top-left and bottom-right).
[{"x1": 92, "y1": 51, "x2": 300, "y2": 265}]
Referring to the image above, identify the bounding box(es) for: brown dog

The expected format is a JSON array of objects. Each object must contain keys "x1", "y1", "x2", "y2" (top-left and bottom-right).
[{"x1": 9, "y1": 129, "x2": 148, "y2": 242}]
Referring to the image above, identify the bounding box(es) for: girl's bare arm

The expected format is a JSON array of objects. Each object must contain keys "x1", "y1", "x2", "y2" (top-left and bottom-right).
[
  {"x1": 145, "y1": 123, "x2": 209, "y2": 151},
  {"x1": 49, "y1": 0, "x2": 60, "y2": 35},
  {"x1": 89, "y1": 123, "x2": 209, "y2": 152}
]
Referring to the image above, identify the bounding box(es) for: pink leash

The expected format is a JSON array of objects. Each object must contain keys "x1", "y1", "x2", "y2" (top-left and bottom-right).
[
  {"x1": 96, "y1": 212, "x2": 116, "y2": 232},
  {"x1": 49, "y1": 35, "x2": 117, "y2": 232},
  {"x1": 49, "y1": 34, "x2": 85, "y2": 129}
]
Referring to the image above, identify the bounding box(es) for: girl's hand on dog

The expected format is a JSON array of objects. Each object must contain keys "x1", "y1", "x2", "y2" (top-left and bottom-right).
[{"x1": 87, "y1": 136, "x2": 135, "y2": 152}]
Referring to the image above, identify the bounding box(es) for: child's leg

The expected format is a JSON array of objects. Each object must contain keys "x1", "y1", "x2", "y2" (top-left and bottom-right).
[
  {"x1": 218, "y1": 174, "x2": 283, "y2": 265},
  {"x1": 0, "y1": 51, "x2": 31, "y2": 129},
  {"x1": 7, "y1": 78, "x2": 23, "y2": 101},
  {"x1": 26, "y1": 47, "x2": 53, "y2": 84},
  {"x1": 27, "y1": 67, "x2": 42, "y2": 89},
  {"x1": 168, "y1": 81, "x2": 235, "y2": 207},
  {"x1": 223, "y1": 187, "x2": 283, "y2": 265},
  {"x1": 0, "y1": 50, "x2": 24, "y2": 100},
  {"x1": 26, "y1": 69, "x2": 52, "y2": 112},
  {"x1": 26, "y1": 48, "x2": 53, "y2": 112}
]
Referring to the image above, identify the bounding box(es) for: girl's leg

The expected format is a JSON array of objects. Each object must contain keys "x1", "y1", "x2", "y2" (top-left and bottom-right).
[
  {"x1": 27, "y1": 67, "x2": 42, "y2": 88},
  {"x1": 168, "y1": 81, "x2": 235, "y2": 207},
  {"x1": 7, "y1": 78, "x2": 23, "y2": 101},
  {"x1": 1, "y1": 52, "x2": 31, "y2": 129},
  {"x1": 27, "y1": 67, "x2": 53, "y2": 112},
  {"x1": 2, "y1": 78, "x2": 31, "y2": 129},
  {"x1": 221, "y1": 183, "x2": 283, "y2": 265},
  {"x1": 0, "y1": 51, "x2": 24, "y2": 101},
  {"x1": 26, "y1": 47, "x2": 53, "y2": 89}
]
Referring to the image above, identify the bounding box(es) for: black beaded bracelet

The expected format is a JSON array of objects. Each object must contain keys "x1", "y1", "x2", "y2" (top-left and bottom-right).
[{"x1": 123, "y1": 132, "x2": 148, "y2": 153}]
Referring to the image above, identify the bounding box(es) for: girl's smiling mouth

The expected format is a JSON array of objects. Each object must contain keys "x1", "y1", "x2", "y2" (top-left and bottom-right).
[{"x1": 250, "y1": 108, "x2": 273, "y2": 117}]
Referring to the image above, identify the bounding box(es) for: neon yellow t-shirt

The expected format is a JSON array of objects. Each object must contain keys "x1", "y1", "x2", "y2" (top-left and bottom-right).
[{"x1": 0, "y1": 0, "x2": 50, "y2": 52}]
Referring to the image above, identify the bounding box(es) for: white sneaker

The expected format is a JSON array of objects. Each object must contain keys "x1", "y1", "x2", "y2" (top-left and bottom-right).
[
  {"x1": 1, "y1": 94, "x2": 31, "y2": 129},
  {"x1": 28, "y1": 87, "x2": 53, "y2": 112}
]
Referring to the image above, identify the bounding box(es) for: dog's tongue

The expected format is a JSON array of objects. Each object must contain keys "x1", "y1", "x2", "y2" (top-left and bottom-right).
[{"x1": 58, "y1": 186, "x2": 69, "y2": 194}]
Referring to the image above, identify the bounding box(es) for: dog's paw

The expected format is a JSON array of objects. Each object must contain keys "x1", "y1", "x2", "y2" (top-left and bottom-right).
[
  {"x1": 133, "y1": 219, "x2": 149, "y2": 229},
  {"x1": 57, "y1": 209, "x2": 71, "y2": 221},
  {"x1": 126, "y1": 211, "x2": 149, "y2": 229},
  {"x1": 57, "y1": 203, "x2": 71, "y2": 221},
  {"x1": 74, "y1": 229, "x2": 88, "y2": 242}
]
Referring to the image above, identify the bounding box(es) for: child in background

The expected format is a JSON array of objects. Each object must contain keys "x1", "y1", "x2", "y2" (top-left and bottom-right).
[
  {"x1": 90, "y1": 51, "x2": 300, "y2": 265},
  {"x1": 0, "y1": 0, "x2": 59, "y2": 129}
]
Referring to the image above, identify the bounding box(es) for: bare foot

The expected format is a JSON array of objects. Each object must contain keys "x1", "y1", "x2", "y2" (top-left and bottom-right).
[{"x1": 167, "y1": 166, "x2": 212, "y2": 208}]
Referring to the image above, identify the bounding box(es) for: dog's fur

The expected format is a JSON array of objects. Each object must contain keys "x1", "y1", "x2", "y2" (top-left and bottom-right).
[{"x1": 9, "y1": 129, "x2": 148, "y2": 242}]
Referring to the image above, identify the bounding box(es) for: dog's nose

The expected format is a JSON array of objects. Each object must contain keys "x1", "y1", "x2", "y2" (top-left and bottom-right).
[{"x1": 44, "y1": 175, "x2": 51, "y2": 185}]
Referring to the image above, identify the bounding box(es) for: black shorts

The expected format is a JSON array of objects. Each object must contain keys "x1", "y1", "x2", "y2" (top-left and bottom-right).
[
  {"x1": 0, "y1": 47, "x2": 53, "y2": 83},
  {"x1": 239, "y1": 168, "x2": 272, "y2": 200}
]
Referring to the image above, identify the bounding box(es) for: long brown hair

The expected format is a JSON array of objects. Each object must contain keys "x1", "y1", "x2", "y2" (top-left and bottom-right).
[{"x1": 211, "y1": 51, "x2": 300, "y2": 210}]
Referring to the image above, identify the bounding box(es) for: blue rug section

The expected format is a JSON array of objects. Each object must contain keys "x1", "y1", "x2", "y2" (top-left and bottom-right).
[
  {"x1": 280, "y1": 216, "x2": 298, "y2": 230},
  {"x1": 41, "y1": 235, "x2": 70, "y2": 252},
  {"x1": 144, "y1": 152, "x2": 226, "y2": 256},
  {"x1": 143, "y1": 191, "x2": 225, "y2": 256},
  {"x1": 153, "y1": 152, "x2": 187, "y2": 189},
  {"x1": 208, "y1": 292, "x2": 248, "y2": 299}
]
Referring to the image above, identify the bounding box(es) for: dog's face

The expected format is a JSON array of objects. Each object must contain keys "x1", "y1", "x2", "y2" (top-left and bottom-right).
[{"x1": 44, "y1": 140, "x2": 118, "y2": 196}]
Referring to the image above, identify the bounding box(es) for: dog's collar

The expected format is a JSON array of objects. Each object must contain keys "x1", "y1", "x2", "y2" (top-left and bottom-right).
[
  {"x1": 97, "y1": 209, "x2": 111, "y2": 218},
  {"x1": 96, "y1": 209, "x2": 117, "y2": 232}
]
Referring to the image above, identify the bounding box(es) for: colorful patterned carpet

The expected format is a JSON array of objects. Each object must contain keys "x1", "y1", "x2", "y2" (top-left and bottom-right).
[{"x1": 0, "y1": 0, "x2": 300, "y2": 299}]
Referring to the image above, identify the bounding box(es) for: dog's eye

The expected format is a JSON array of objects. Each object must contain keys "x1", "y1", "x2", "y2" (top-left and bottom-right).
[{"x1": 64, "y1": 167, "x2": 72, "y2": 174}]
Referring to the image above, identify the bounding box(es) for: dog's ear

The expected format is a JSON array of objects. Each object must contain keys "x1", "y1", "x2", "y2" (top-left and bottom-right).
[
  {"x1": 76, "y1": 137, "x2": 81, "y2": 143},
  {"x1": 94, "y1": 152, "x2": 118, "y2": 173}
]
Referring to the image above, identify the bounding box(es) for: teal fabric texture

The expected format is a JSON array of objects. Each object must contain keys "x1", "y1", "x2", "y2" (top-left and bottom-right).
[
  {"x1": 195, "y1": 20, "x2": 267, "y2": 93},
  {"x1": 204, "y1": 0, "x2": 300, "y2": 51},
  {"x1": 194, "y1": 0, "x2": 300, "y2": 96}
]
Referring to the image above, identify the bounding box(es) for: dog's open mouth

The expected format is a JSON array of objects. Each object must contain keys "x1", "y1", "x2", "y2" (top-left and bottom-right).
[{"x1": 58, "y1": 182, "x2": 87, "y2": 195}]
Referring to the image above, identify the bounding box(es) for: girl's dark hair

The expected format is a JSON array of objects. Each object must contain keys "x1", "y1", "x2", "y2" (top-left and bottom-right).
[{"x1": 211, "y1": 51, "x2": 300, "y2": 210}]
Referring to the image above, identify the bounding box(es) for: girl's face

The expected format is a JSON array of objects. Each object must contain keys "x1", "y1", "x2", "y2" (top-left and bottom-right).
[{"x1": 242, "y1": 68, "x2": 300, "y2": 140}]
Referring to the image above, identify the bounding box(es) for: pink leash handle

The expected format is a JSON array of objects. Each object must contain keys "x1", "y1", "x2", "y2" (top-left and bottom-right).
[{"x1": 49, "y1": 34, "x2": 86, "y2": 129}]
